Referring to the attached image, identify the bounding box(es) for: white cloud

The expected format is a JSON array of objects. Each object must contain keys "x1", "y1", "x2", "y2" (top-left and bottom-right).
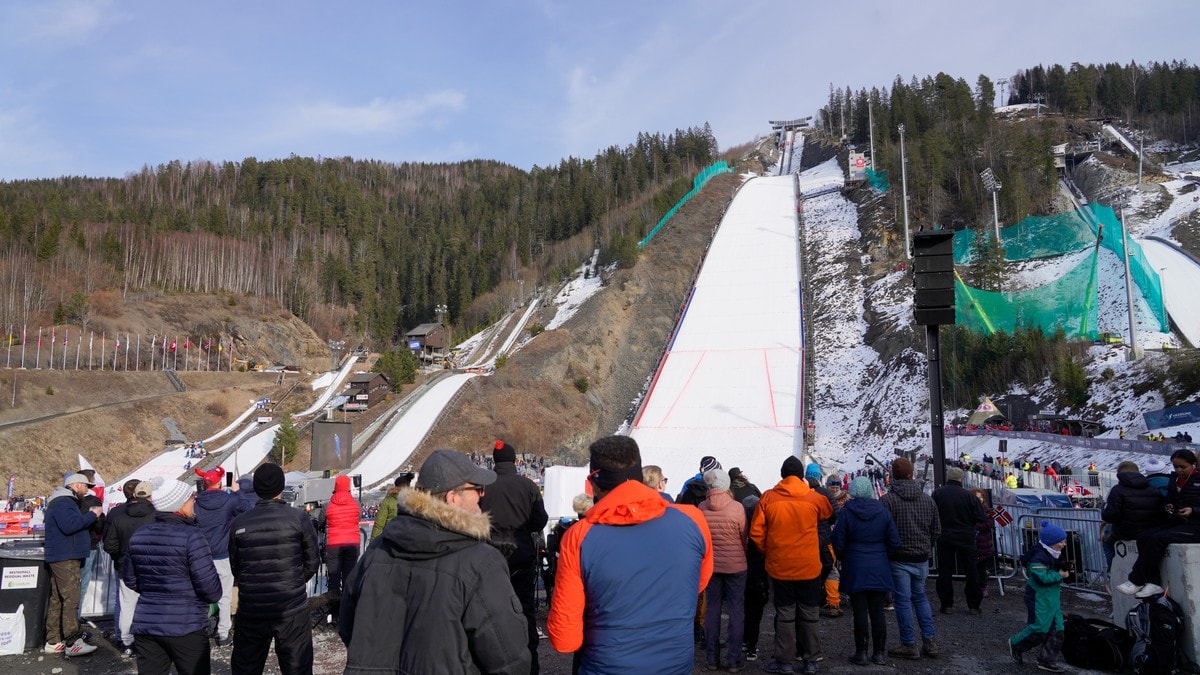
[
  {"x1": 8, "y1": 0, "x2": 113, "y2": 48},
  {"x1": 272, "y1": 91, "x2": 468, "y2": 141}
]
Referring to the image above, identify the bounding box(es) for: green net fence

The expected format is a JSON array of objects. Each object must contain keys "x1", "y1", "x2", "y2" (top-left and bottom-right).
[
  {"x1": 953, "y1": 204, "x2": 1167, "y2": 337},
  {"x1": 638, "y1": 161, "x2": 733, "y2": 249},
  {"x1": 866, "y1": 167, "x2": 889, "y2": 192}
]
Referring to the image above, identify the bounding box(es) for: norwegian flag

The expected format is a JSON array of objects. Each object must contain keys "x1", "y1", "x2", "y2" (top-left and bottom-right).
[
  {"x1": 1065, "y1": 481, "x2": 1092, "y2": 497},
  {"x1": 988, "y1": 505, "x2": 1014, "y2": 527}
]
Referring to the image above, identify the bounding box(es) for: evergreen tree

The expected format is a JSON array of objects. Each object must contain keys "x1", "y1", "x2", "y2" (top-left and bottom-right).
[{"x1": 272, "y1": 412, "x2": 299, "y2": 465}]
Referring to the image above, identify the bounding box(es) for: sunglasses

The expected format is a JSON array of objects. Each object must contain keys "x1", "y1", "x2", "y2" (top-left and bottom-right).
[{"x1": 456, "y1": 485, "x2": 486, "y2": 495}]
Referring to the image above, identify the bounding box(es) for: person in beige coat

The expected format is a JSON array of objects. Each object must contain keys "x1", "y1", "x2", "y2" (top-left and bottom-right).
[{"x1": 699, "y1": 469, "x2": 749, "y2": 671}]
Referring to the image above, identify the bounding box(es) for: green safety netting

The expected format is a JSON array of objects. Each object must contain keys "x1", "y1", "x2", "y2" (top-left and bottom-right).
[
  {"x1": 955, "y1": 250, "x2": 1101, "y2": 339},
  {"x1": 866, "y1": 167, "x2": 889, "y2": 192},
  {"x1": 952, "y1": 204, "x2": 1167, "y2": 336},
  {"x1": 638, "y1": 162, "x2": 733, "y2": 249}
]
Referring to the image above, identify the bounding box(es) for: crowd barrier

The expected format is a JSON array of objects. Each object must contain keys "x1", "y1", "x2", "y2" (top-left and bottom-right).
[{"x1": 927, "y1": 481, "x2": 1111, "y2": 597}]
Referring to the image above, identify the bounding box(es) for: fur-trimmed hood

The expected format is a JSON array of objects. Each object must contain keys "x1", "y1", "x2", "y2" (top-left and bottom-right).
[{"x1": 377, "y1": 489, "x2": 494, "y2": 562}]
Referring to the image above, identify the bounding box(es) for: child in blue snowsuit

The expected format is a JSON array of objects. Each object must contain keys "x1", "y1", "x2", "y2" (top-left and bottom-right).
[{"x1": 1009, "y1": 521, "x2": 1070, "y2": 672}]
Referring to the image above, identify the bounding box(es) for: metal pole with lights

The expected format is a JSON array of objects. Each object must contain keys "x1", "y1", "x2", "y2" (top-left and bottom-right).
[
  {"x1": 981, "y1": 168, "x2": 1002, "y2": 241},
  {"x1": 899, "y1": 124, "x2": 912, "y2": 259}
]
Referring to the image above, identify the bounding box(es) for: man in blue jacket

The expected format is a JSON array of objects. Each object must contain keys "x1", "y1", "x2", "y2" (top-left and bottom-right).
[
  {"x1": 43, "y1": 472, "x2": 102, "y2": 657},
  {"x1": 193, "y1": 466, "x2": 250, "y2": 646}
]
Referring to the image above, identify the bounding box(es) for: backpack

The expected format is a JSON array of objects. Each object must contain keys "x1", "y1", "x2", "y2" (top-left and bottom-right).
[
  {"x1": 1062, "y1": 614, "x2": 1129, "y2": 671},
  {"x1": 1127, "y1": 594, "x2": 1187, "y2": 674}
]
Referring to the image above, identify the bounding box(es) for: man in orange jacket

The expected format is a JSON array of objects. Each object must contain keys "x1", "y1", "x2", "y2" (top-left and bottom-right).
[
  {"x1": 548, "y1": 436, "x2": 713, "y2": 674},
  {"x1": 750, "y1": 456, "x2": 833, "y2": 675}
]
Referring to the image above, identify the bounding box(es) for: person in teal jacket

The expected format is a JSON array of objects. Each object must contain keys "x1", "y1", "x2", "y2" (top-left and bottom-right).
[{"x1": 1008, "y1": 521, "x2": 1070, "y2": 673}]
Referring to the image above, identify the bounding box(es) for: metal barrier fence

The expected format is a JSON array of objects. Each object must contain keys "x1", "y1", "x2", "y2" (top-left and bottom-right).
[{"x1": 926, "y1": 502, "x2": 1110, "y2": 598}]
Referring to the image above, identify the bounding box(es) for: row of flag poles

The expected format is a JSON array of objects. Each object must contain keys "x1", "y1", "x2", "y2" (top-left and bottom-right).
[{"x1": 3, "y1": 325, "x2": 238, "y2": 372}]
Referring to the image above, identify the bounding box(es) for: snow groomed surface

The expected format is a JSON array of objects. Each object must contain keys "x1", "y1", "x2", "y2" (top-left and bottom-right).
[{"x1": 631, "y1": 174, "x2": 804, "y2": 491}]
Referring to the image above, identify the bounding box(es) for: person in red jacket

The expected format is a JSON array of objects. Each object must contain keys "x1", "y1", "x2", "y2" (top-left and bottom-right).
[
  {"x1": 548, "y1": 435, "x2": 713, "y2": 674},
  {"x1": 318, "y1": 476, "x2": 361, "y2": 623}
]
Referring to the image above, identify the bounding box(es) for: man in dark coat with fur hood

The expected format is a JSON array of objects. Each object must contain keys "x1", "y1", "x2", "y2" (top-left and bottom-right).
[{"x1": 339, "y1": 449, "x2": 531, "y2": 674}]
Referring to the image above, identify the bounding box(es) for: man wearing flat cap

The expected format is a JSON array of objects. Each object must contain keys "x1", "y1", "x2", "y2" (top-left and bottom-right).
[
  {"x1": 340, "y1": 449, "x2": 531, "y2": 674},
  {"x1": 43, "y1": 472, "x2": 103, "y2": 657},
  {"x1": 229, "y1": 463, "x2": 320, "y2": 675}
]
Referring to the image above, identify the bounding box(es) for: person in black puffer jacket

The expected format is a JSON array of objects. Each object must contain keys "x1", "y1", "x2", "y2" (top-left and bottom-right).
[
  {"x1": 1101, "y1": 461, "x2": 1166, "y2": 542},
  {"x1": 229, "y1": 463, "x2": 319, "y2": 675},
  {"x1": 123, "y1": 477, "x2": 222, "y2": 675},
  {"x1": 1117, "y1": 449, "x2": 1200, "y2": 598},
  {"x1": 103, "y1": 479, "x2": 156, "y2": 654}
]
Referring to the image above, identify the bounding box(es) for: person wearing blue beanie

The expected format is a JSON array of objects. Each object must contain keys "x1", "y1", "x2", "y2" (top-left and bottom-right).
[
  {"x1": 806, "y1": 463, "x2": 823, "y2": 481},
  {"x1": 1008, "y1": 521, "x2": 1070, "y2": 671}
]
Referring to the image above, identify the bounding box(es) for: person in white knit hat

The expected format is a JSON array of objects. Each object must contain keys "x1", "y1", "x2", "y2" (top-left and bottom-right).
[{"x1": 123, "y1": 477, "x2": 221, "y2": 674}]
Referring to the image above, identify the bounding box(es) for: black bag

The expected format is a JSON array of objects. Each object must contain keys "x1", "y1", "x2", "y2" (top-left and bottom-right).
[
  {"x1": 1127, "y1": 594, "x2": 1186, "y2": 674},
  {"x1": 1062, "y1": 614, "x2": 1129, "y2": 671}
]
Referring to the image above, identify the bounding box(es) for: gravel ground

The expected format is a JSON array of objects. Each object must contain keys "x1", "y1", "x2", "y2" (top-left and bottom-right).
[{"x1": 1, "y1": 576, "x2": 1114, "y2": 674}]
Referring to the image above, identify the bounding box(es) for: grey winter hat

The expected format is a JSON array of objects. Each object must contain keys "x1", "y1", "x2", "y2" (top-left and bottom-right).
[
  {"x1": 63, "y1": 473, "x2": 94, "y2": 488},
  {"x1": 947, "y1": 466, "x2": 965, "y2": 482},
  {"x1": 417, "y1": 449, "x2": 497, "y2": 494},
  {"x1": 151, "y1": 476, "x2": 194, "y2": 513},
  {"x1": 704, "y1": 469, "x2": 731, "y2": 492}
]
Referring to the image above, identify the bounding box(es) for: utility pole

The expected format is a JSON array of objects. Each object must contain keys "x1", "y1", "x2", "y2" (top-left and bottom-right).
[
  {"x1": 1138, "y1": 134, "x2": 1144, "y2": 184},
  {"x1": 868, "y1": 100, "x2": 876, "y2": 176},
  {"x1": 1034, "y1": 92, "x2": 1045, "y2": 117},
  {"x1": 899, "y1": 124, "x2": 911, "y2": 259},
  {"x1": 981, "y1": 168, "x2": 1003, "y2": 241},
  {"x1": 1121, "y1": 209, "x2": 1141, "y2": 361}
]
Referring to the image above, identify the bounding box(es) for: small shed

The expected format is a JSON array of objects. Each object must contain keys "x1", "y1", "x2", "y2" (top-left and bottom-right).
[{"x1": 342, "y1": 372, "x2": 391, "y2": 411}]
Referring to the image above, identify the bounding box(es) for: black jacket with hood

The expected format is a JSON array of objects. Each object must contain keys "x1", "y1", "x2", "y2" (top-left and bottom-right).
[
  {"x1": 228, "y1": 499, "x2": 320, "y2": 619},
  {"x1": 480, "y1": 461, "x2": 548, "y2": 569},
  {"x1": 1101, "y1": 471, "x2": 1166, "y2": 541},
  {"x1": 338, "y1": 489, "x2": 531, "y2": 674},
  {"x1": 102, "y1": 497, "x2": 157, "y2": 571}
]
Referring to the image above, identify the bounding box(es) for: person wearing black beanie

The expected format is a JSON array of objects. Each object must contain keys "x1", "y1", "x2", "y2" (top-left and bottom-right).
[
  {"x1": 480, "y1": 440, "x2": 547, "y2": 673},
  {"x1": 228, "y1": 463, "x2": 319, "y2": 672},
  {"x1": 252, "y1": 462, "x2": 286, "y2": 499},
  {"x1": 781, "y1": 455, "x2": 806, "y2": 479}
]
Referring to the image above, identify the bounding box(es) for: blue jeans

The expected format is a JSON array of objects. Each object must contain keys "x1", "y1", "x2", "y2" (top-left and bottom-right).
[
  {"x1": 705, "y1": 571, "x2": 747, "y2": 666},
  {"x1": 890, "y1": 561, "x2": 936, "y2": 645}
]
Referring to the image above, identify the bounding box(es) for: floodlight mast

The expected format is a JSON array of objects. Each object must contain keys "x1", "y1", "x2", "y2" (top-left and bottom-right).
[
  {"x1": 981, "y1": 168, "x2": 1002, "y2": 241},
  {"x1": 899, "y1": 124, "x2": 911, "y2": 259}
]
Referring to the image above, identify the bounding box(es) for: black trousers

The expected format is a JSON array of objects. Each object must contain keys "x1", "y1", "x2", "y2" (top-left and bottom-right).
[
  {"x1": 743, "y1": 570, "x2": 770, "y2": 651},
  {"x1": 135, "y1": 630, "x2": 211, "y2": 675},
  {"x1": 849, "y1": 590, "x2": 887, "y2": 653},
  {"x1": 1130, "y1": 523, "x2": 1200, "y2": 585},
  {"x1": 231, "y1": 610, "x2": 312, "y2": 675},
  {"x1": 325, "y1": 544, "x2": 359, "y2": 598},
  {"x1": 935, "y1": 540, "x2": 981, "y2": 610},
  {"x1": 511, "y1": 563, "x2": 540, "y2": 675}
]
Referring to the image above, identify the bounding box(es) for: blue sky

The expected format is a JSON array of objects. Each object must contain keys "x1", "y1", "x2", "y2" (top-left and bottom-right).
[{"x1": 0, "y1": 0, "x2": 1195, "y2": 180}]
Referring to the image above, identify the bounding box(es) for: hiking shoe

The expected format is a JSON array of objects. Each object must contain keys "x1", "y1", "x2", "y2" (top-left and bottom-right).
[
  {"x1": 1116, "y1": 581, "x2": 1142, "y2": 595},
  {"x1": 43, "y1": 641, "x2": 65, "y2": 653},
  {"x1": 820, "y1": 606, "x2": 843, "y2": 618},
  {"x1": 726, "y1": 663, "x2": 745, "y2": 673},
  {"x1": 64, "y1": 638, "x2": 97, "y2": 657},
  {"x1": 745, "y1": 647, "x2": 758, "y2": 662},
  {"x1": 888, "y1": 642, "x2": 921, "y2": 660},
  {"x1": 1136, "y1": 583, "x2": 1165, "y2": 598},
  {"x1": 762, "y1": 661, "x2": 795, "y2": 674},
  {"x1": 215, "y1": 633, "x2": 233, "y2": 647},
  {"x1": 1009, "y1": 640, "x2": 1023, "y2": 666},
  {"x1": 800, "y1": 660, "x2": 819, "y2": 675},
  {"x1": 922, "y1": 638, "x2": 939, "y2": 658},
  {"x1": 703, "y1": 661, "x2": 720, "y2": 671},
  {"x1": 871, "y1": 652, "x2": 888, "y2": 666},
  {"x1": 1036, "y1": 661, "x2": 1066, "y2": 673},
  {"x1": 883, "y1": 602, "x2": 894, "y2": 611},
  {"x1": 121, "y1": 645, "x2": 134, "y2": 658},
  {"x1": 939, "y1": 606, "x2": 954, "y2": 615}
]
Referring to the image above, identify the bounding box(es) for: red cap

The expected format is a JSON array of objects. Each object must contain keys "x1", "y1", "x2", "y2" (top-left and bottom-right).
[{"x1": 194, "y1": 466, "x2": 225, "y2": 489}]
